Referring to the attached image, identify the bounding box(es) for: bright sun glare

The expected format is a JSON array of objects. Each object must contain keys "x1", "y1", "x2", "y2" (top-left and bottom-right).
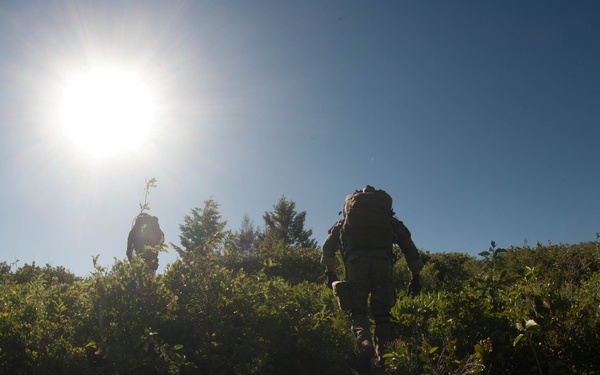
[{"x1": 59, "y1": 67, "x2": 156, "y2": 158}]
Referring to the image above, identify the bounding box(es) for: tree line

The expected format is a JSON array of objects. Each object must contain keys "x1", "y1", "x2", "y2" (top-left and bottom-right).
[{"x1": 173, "y1": 196, "x2": 317, "y2": 265}]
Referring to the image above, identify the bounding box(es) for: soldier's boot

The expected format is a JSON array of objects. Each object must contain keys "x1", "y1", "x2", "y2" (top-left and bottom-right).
[
  {"x1": 374, "y1": 320, "x2": 393, "y2": 367},
  {"x1": 356, "y1": 339, "x2": 375, "y2": 374},
  {"x1": 350, "y1": 312, "x2": 374, "y2": 373}
]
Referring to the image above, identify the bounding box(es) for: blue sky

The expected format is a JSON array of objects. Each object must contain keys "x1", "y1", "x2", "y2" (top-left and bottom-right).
[{"x1": 1, "y1": 1, "x2": 599, "y2": 276}]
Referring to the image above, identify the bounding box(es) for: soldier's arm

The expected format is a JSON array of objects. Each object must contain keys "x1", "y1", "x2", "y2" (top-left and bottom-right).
[
  {"x1": 126, "y1": 230, "x2": 135, "y2": 261},
  {"x1": 321, "y1": 220, "x2": 342, "y2": 271},
  {"x1": 393, "y1": 218, "x2": 423, "y2": 275}
]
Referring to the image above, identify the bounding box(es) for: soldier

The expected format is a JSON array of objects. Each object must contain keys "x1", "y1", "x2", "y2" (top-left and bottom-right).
[
  {"x1": 127, "y1": 213, "x2": 164, "y2": 272},
  {"x1": 322, "y1": 186, "x2": 423, "y2": 373}
]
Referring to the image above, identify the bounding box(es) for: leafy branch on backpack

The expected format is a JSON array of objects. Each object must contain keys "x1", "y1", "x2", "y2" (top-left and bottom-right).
[{"x1": 139, "y1": 177, "x2": 158, "y2": 214}]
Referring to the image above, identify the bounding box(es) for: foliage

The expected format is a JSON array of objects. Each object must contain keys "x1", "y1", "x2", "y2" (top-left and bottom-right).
[
  {"x1": 84, "y1": 256, "x2": 189, "y2": 374},
  {"x1": 417, "y1": 251, "x2": 476, "y2": 293},
  {"x1": 139, "y1": 178, "x2": 158, "y2": 214},
  {"x1": 0, "y1": 263, "x2": 88, "y2": 374},
  {"x1": 255, "y1": 240, "x2": 325, "y2": 285},
  {"x1": 234, "y1": 213, "x2": 259, "y2": 258},
  {"x1": 161, "y1": 258, "x2": 353, "y2": 374},
  {"x1": 260, "y1": 196, "x2": 317, "y2": 249},
  {"x1": 2, "y1": 200, "x2": 600, "y2": 374},
  {"x1": 172, "y1": 198, "x2": 230, "y2": 263},
  {"x1": 384, "y1": 241, "x2": 600, "y2": 374}
]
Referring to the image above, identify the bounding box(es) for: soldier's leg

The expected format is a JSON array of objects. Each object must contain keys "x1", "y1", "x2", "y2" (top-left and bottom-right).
[
  {"x1": 346, "y1": 258, "x2": 372, "y2": 343},
  {"x1": 149, "y1": 247, "x2": 159, "y2": 272},
  {"x1": 373, "y1": 313, "x2": 393, "y2": 365},
  {"x1": 370, "y1": 258, "x2": 396, "y2": 363},
  {"x1": 346, "y1": 258, "x2": 375, "y2": 373}
]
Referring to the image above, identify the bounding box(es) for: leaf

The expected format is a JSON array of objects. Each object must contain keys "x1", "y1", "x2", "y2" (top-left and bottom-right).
[
  {"x1": 479, "y1": 251, "x2": 490, "y2": 257},
  {"x1": 429, "y1": 346, "x2": 439, "y2": 354},
  {"x1": 513, "y1": 333, "x2": 524, "y2": 347},
  {"x1": 525, "y1": 319, "x2": 539, "y2": 329},
  {"x1": 173, "y1": 344, "x2": 184, "y2": 350}
]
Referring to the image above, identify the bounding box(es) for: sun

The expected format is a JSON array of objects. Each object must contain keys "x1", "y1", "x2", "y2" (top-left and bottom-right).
[{"x1": 59, "y1": 67, "x2": 156, "y2": 158}]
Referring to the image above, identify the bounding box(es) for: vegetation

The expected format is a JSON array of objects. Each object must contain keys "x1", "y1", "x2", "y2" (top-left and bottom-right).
[
  {"x1": 259, "y1": 196, "x2": 318, "y2": 249},
  {"x1": 1, "y1": 194, "x2": 600, "y2": 374}
]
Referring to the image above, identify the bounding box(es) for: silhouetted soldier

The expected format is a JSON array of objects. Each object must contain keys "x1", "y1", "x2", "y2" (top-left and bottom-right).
[
  {"x1": 322, "y1": 185, "x2": 423, "y2": 373},
  {"x1": 127, "y1": 213, "x2": 164, "y2": 272}
]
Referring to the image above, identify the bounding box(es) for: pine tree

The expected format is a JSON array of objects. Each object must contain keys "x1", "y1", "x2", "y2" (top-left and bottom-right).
[
  {"x1": 260, "y1": 196, "x2": 317, "y2": 249},
  {"x1": 235, "y1": 213, "x2": 259, "y2": 256},
  {"x1": 172, "y1": 198, "x2": 228, "y2": 263}
]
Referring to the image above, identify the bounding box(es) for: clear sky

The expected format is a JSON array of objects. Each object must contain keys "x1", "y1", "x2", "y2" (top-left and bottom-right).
[{"x1": 1, "y1": 1, "x2": 598, "y2": 276}]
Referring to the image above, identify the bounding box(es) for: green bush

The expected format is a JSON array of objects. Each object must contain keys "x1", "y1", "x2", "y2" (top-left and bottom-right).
[
  {"x1": 0, "y1": 263, "x2": 87, "y2": 374},
  {"x1": 161, "y1": 256, "x2": 354, "y2": 374},
  {"x1": 2, "y1": 241, "x2": 600, "y2": 374}
]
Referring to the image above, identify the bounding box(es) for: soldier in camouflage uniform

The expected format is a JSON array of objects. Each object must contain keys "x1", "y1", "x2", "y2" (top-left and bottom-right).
[{"x1": 322, "y1": 188, "x2": 423, "y2": 373}]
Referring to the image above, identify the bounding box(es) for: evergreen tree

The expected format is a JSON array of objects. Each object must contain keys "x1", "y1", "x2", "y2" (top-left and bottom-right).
[
  {"x1": 260, "y1": 196, "x2": 317, "y2": 249},
  {"x1": 235, "y1": 213, "x2": 259, "y2": 256},
  {"x1": 172, "y1": 198, "x2": 228, "y2": 263}
]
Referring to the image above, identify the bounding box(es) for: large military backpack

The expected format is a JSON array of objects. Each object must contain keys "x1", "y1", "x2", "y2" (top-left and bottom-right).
[
  {"x1": 127, "y1": 213, "x2": 164, "y2": 271},
  {"x1": 340, "y1": 186, "x2": 394, "y2": 251}
]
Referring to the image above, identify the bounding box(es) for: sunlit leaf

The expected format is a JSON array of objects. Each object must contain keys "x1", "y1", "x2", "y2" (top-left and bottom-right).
[
  {"x1": 86, "y1": 341, "x2": 97, "y2": 349},
  {"x1": 513, "y1": 333, "x2": 525, "y2": 347},
  {"x1": 525, "y1": 319, "x2": 538, "y2": 329}
]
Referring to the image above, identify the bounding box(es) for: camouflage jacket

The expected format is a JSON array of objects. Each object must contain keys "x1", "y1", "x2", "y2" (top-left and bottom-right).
[{"x1": 321, "y1": 217, "x2": 423, "y2": 275}]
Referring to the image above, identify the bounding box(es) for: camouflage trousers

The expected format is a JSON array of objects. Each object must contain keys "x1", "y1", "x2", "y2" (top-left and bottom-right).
[{"x1": 345, "y1": 255, "x2": 396, "y2": 361}]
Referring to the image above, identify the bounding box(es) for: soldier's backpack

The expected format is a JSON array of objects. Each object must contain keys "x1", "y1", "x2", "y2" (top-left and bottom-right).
[
  {"x1": 340, "y1": 186, "x2": 394, "y2": 251},
  {"x1": 127, "y1": 213, "x2": 164, "y2": 271}
]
